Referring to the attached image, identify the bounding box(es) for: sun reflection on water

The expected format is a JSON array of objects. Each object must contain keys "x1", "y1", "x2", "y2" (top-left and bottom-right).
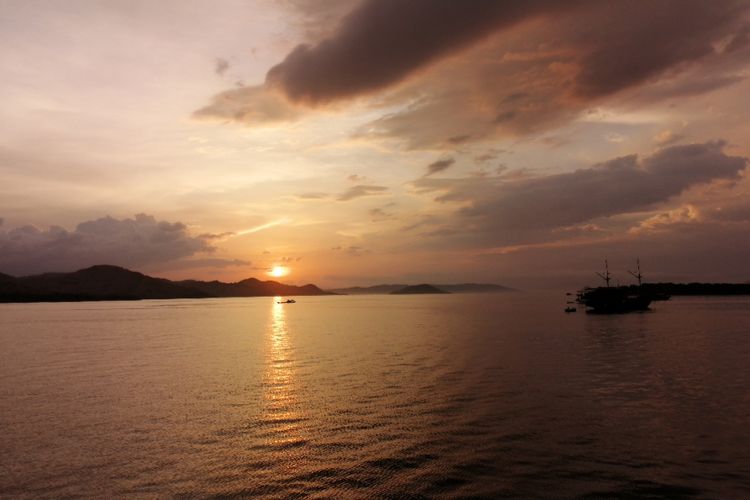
[{"x1": 261, "y1": 297, "x2": 307, "y2": 459}]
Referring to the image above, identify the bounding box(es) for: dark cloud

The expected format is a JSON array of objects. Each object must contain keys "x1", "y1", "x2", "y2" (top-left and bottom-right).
[
  {"x1": 414, "y1": 141, "x2": 747, "y2": 245},
  {"x1": 265, "y1": 0, "x2": 580, "y2": 104},
  {"x1": 425, "y1": 157, "x2": 455, "y2": 176},
  {"x1": 0, "y1": 214, "x2": 213, "y2": 276},
  {"x1": 337, "y1": 184, "x2": 388, "y2": 201},
  {"x1": 197, "y1": 1, "x2": 750, "y2": 143},
  {"x1": 571, "y1": 1, "x2": 747, "y2": 98},
  {"x1": 269, "y1": 1, "x2": 748, "y2": 105}
]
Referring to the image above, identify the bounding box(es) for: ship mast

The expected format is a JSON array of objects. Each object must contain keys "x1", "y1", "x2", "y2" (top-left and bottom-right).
[
  {"x1": 628, "y1": 258, "x2": 643, "y2": 286},
  {"x1": 596, "y1": 259, "x2": 612, "y2": 287}
]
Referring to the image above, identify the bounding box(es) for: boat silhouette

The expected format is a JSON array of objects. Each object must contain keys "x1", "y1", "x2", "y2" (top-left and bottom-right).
[{"x1": 577, "y1": 259, "x2": 668, "y2": 313}]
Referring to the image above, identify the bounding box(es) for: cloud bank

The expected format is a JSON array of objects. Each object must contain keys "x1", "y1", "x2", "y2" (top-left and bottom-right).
[
  {"x1": 266, "y1": 0, "x2": 582, "y2": 104},
  {"x1": 0, "y1": 214, "x2": 215, "y2": 276},
  {"x1": 413, "y1": 141, "x2": 747, "y2": 245},
  {"x1": 198, "y1": 0, "x2": 750, "y2": 148}
]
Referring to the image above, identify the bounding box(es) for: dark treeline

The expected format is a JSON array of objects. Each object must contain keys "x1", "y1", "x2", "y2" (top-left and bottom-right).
[{"x1": 618, "y1": 283, "x2": 750, "y2": 296}]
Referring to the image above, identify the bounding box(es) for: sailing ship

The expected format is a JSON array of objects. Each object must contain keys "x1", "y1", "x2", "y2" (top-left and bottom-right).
[{"x1": 577, "y1": 259, "x2": 666, "y2": 313}]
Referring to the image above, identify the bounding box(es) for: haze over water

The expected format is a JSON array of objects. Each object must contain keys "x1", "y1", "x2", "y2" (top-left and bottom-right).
[{"x1": 2, "y1": 294, "x2": 750, "y2": 498}]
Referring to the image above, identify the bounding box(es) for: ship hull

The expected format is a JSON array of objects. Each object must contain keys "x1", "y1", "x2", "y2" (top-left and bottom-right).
[{"x1": 577, "y1": 287, "x2": 653, "y2": 314}]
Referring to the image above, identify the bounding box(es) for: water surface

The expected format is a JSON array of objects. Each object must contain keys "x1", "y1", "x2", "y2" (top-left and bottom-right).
[{"x1": 1, "y1": 293, "x2": 749, "y2": 497}]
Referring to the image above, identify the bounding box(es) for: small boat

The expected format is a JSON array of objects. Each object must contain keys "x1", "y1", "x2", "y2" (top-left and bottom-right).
[
  {"x1": 564, "y1": 306, "x2": 577, "y2": 313},
  {"x1": 276, "y1": 299, "x2": 296, "y2": 304}
]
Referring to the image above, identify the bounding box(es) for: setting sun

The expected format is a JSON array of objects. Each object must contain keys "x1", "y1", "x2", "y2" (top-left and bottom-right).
[{"x1": 268, "y1": 266, "x2": 289, "y2": 278}]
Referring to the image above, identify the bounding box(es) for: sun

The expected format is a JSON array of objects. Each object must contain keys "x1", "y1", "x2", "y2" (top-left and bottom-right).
[{"x1": 268, "y1": 266, "x2": 289, "y2": 278}]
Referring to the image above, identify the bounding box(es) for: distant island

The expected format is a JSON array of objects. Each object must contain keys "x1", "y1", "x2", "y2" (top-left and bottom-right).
[
  {"x1": 331, "y1": 283, "x2": 515, "y2": 294},
  {"x1": 0, "y1": 265, "x2": 332, "y2": 303},
  {"x1": 390, "y1": 284, "x2": 449, "y2": 295}
]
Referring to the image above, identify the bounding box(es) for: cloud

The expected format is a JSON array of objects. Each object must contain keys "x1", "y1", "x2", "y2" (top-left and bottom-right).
[
  {"x1": 332, "y1": 245, "x2": 367, "y2": 256},
  {"x1": 295, "y1": 184, "x2": 389, "y2": 201},
  {"x1": 0, "y1": 214, "x2": 214, "y2": 276},
  {"x1": 234, "y1": 218, "x2": 291, "y2": 235},
  {"x1": 336, "y1": 184, "x2": 388, "y2": 201},
  {"x1": 159, "y1": 257, "x2": 251, "y2": 271},
  {"x1": 629, "y1": 205, "x2": 701, "y2": 234},
  {"x1": 448, "y1": 134, "x2": 471, "y2": 144},
  {"x1": 193, "y1": 85, "x2": 301, "y2": 125},
  {"x1": 196, "y1": 1, "x2": 750, "y2": 145},
  {"x1": 198, "y1": 231, "x2": 236, "y2": 240},
  {"x1": 295, "y1": 192, "x2": 330, "y2": 200},
  {"x1": 474, "y1": 149, "x2": 507, "y2": 163},
  {"x1": 265, "y1": 0, "x2": 581, "y2": 104},
  {"x1": 425, "y1": 157, "x2": 455, "y2": 176},
  {"x1": 369, "y1": 205, "x2": 396, "y2": 221},
  {"x1": 215, "y1": 57, "x2": 230, "y2": 76},
  {"x1": 654, "y1": 129, "x2": 685, "y2": 146},
  {"x1": 413, "y1": 141, "x2": 747, "y2": 245},
  {"x1": 569, "y1": 2, "x2": 747, "y2": 98}
]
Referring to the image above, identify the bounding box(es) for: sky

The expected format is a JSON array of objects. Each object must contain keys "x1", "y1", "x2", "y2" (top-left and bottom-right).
[{"x1": 1, "y1": 0, "x2": 750, "y2": 289}]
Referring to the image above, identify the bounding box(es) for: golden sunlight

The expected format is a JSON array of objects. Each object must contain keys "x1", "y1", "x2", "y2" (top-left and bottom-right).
[{"x1": 268, "y1": 265, "x2": 289, "y2": 278}]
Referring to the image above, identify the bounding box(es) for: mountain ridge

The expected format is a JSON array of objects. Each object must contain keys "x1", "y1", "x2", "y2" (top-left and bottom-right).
[
  {"x1": 330, "y1": 282, "x2": 515, "y2": 294},
  {"x1": 390, "y1": 284, "x2": 449, "y2": 295},
  {"x1": 0, "y1": 265, "x2": 332, "y2": 303}
]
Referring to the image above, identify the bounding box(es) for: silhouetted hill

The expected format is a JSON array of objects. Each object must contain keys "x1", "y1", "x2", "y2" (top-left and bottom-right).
[
  {"x1": 331, "y1": 282, "x2": 513, "y2": 294},
  {"x1": 0, "y1": 271, "x2": 28, "y2": 296},
  {"x1": 3, "y1": 265, "x2": 208, "y2": 302},
  {"x1": 331, "y1": 284, "x2": 407, "y2": 294},
  {"x1": 178, "y1": 277, "x2": 329, "y2": 297},
  {"x1": 437, "y1": 283, "x2": 515, "y2": 293},
  {"x1": 0, "y1": 265, "x2": 332, "y2": 303},
  {"x1": 390, "y1": 284, "x2": 449, "y2": 295}
]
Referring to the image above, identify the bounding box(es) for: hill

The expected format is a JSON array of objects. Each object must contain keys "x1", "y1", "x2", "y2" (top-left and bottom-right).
[
  {"x1": 437, "y1": 283, "x2": 515, "y2": 293},
  {"x1": 331, "y1": 284, "x2": 407, "y2": 294},
  {"x1": 0, "y1": 265, "x2": 332, "y2": 303},
  {"x1": 177, "y1": 277, "x2": 328, "y2": 297},
  {"x1": 331, "y1": 282, "x2": 513, "y2": 294},
  {"x1": 390, "y1": 284, "x2": 449, "y2": 295}
]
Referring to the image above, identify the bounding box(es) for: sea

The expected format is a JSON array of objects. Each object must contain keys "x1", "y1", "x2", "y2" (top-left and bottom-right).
[{"x1": 1, "y1": 293, "x2": 749, "y2": 498}]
